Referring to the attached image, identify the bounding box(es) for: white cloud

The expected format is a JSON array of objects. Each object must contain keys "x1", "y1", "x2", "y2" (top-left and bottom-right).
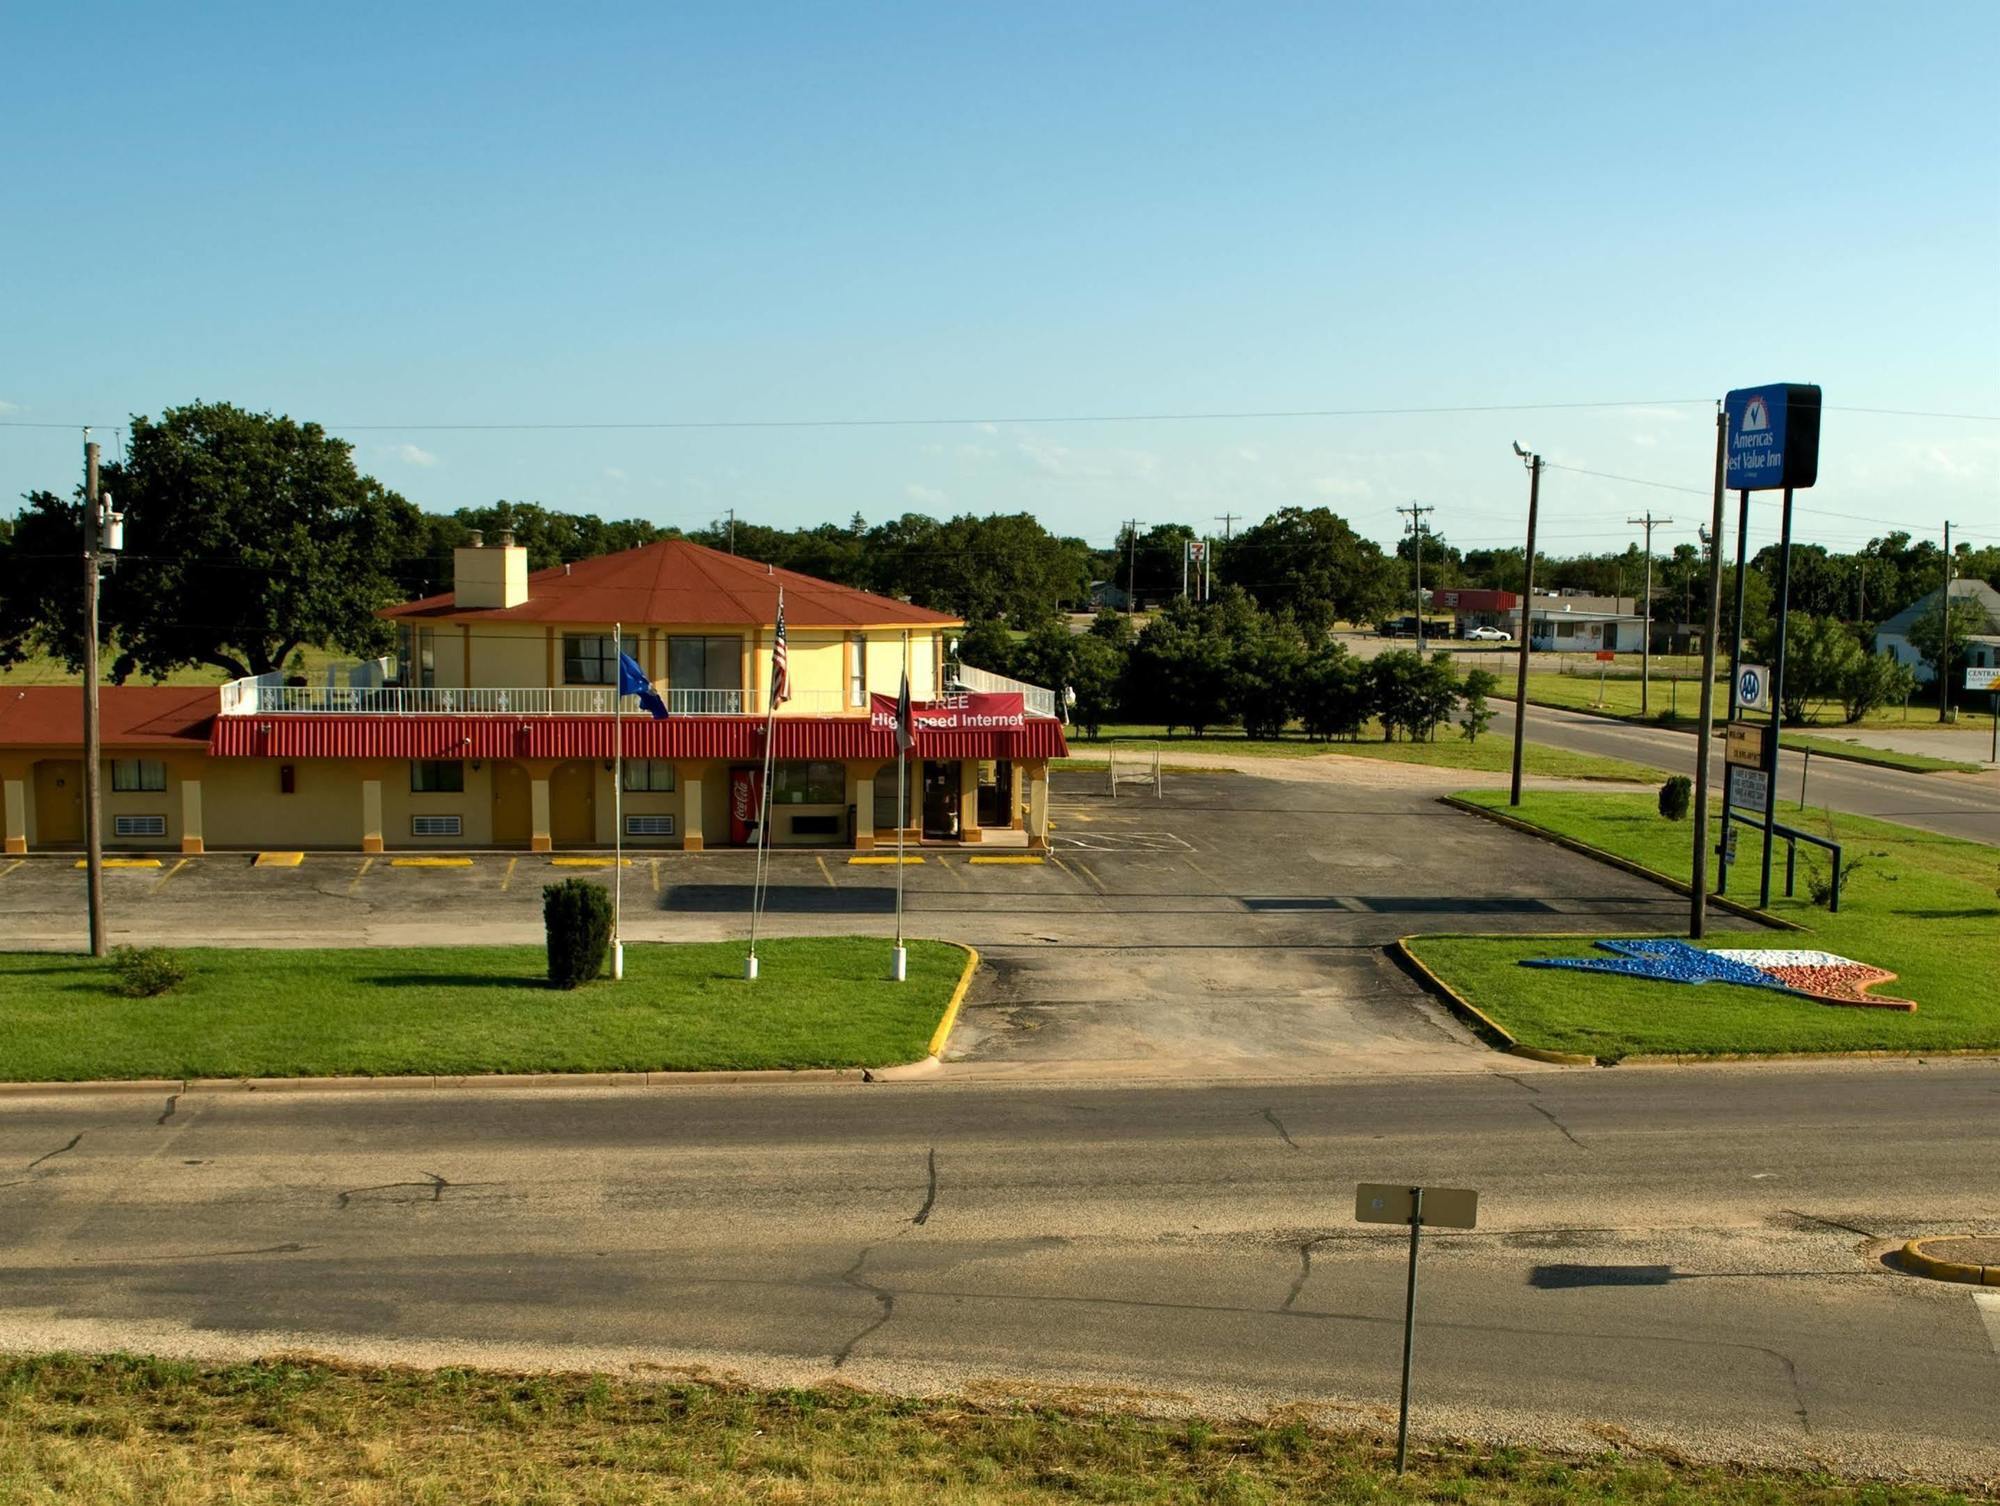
[
  {"x1": 905, "y1": 483, "x2": 949, "y2": 506},
  {"x1": 388, "y1": 442, "x2": 439, "y2": 468},
  {"x1": 0, "y1": 399, "x2": 18, "y2": 415},
  {"x1": 1311, "y1": 475, "x2": 1374, "y2": 499},
  {"x1": 603, "y1": 466, "x2": 629, "y2": 482}
]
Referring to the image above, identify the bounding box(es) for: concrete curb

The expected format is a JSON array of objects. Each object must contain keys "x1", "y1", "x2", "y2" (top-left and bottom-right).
[
  {"x1": 1899, "y1": 1237, "x2": 2000, "y2": 1286},
  {"x1": 1439, "y1": 795, "x2": 1804, "y2": 932},
  {"x1": 1391, "y1": 937, "x2": 1597, "y2": 1067},
  {"x1": 928, "y1": 944, "x2": 980, "y2": 1059}
]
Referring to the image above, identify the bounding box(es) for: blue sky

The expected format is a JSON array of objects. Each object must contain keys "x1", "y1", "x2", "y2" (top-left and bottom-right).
[{"x1": 5, "y1": 1, "x2": 1996, "y2": 566}]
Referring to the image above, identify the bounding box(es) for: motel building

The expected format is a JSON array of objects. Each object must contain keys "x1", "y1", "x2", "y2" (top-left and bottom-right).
[{"x1": 0, "y1": 535, "x2": 1068, "y2": 857}]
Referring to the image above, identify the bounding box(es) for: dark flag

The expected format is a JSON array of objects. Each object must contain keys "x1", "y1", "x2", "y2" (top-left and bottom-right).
[
  {"x1": 895, "y1": 670, "x2": 913, "y2": 754},
  {"x1": 617, "y1": 652, "x2": 668, "y2": 720}
]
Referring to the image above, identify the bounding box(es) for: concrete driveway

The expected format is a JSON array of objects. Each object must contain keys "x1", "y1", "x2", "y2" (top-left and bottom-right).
[{"x1": 0, "y1": 767, "x2": 1736, "y2": 1080}]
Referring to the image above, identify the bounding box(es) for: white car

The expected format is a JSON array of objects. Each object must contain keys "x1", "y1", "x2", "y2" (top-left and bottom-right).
[{"x1": 1464, "y1": 626, "x2": 1511, "y2": 642}]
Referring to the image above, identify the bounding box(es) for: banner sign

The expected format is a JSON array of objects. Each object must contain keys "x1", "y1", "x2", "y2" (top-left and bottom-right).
[
  {"x1": 1725, "y1": 383, "x2": 1822, "y2": 491},
  {"x1": 1725, "y1": 721, "x2": 1773, "y2": 769},
  {"x1": 1966, "y1": 666, "x2": 1998, "y2": 691},
  {"x1": 728, "y1": 764, "x2": 763, "y2": 845},
  {"x1": 869, "y1": 691, "x2": 1025, "y2": 734}
]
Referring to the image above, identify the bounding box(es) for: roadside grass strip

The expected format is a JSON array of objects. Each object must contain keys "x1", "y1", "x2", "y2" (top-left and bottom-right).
[
  {"x1": 252, "y1": 851, "x2": 304, "y2": 867},
  {"x1": 0, "y1": 938, "x2": 967, "y2": 1081},
  {"x1": 1407, "y1": 790, "x2": 2000, "y2": 1061},
  {"x1": 0, "y1": 1355, "x2": 1975, "y2": 1506},
  {"x1": 74, "y1": 857, "x2": 162, "y2": 869},
  {"x1": 1065, "y1": 722, "x2": 1661, "y2": 780},
  {"x1": 388, "y1": 856, "x2": 474, "y2": 868}
]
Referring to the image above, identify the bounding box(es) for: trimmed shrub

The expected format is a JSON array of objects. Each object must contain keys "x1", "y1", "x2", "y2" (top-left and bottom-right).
[
  {"x1": 1657, "y1": 775, "x2": 1692, "y2": 822},
  {"x1": 111, "y1": 946, "x2": 188, "y2": 998},
  {"x1": 543, "y1": 878, "x2": 613, "y2": 989}
]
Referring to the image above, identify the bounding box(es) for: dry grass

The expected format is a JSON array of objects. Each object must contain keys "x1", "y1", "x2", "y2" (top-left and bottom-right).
[{"x1": 0, "y1": 1354, "x2": 1978, "y2": 1505}]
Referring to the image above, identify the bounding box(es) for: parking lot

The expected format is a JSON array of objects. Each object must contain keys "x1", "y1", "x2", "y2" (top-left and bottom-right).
[{"x1": 0, "y1": 769, "x2": 1726, "y2": 1076}]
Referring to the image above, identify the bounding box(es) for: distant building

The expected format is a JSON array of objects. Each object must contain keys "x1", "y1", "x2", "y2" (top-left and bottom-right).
[
  {"x1": 1506, "y1": 591, "x2": 1648, "y2": 653},
  {"x1": 1874, "y1": 578, "x2": 2000, "y2": 684},
  {"x1": 1432, "y1": 588, "x2": 1518, "y2": 635}
]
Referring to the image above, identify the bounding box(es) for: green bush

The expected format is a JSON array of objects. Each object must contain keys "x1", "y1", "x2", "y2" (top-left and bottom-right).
[
  {"x1": 542, "y1": 879, "x2": 613, "y2": 989},
  {"x1": 1657, "y1": 775, "x2": 1692, "y2": 821},
  {"x1": 110, "y1": 946, "x2": 189, "y2": 998}
]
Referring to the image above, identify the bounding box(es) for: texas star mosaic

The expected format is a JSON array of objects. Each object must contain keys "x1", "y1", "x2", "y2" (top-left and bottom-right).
[{"x1": 1521, "y1": 939, "x2": 1915, "y2": 1012}]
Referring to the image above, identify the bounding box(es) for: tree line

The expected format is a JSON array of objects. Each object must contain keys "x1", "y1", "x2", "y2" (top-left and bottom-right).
[{"x1": 1, "y1": 400, "x2": 1992, "y2": 691}]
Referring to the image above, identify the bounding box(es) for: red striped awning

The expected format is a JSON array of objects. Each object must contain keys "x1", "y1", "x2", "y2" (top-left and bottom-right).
[{"x1": 209, "y1": 715, "x2": 1068, "y2": 762}]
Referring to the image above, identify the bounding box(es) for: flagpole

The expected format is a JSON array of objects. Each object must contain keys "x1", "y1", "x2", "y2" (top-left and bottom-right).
[
  {"x1": 612, "y1": 621, "x2": 625, "y2": 981},
  {"x1": 894, "y1": 629, "x2": 908, "y2": 982},
  {"x1": 747, "y1": 589, "x2": 782, "y2": 980}
]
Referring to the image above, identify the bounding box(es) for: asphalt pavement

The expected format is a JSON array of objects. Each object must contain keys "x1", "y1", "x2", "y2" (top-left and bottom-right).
[
  {"x1": 1, "y1": 1063, "x2": 1995, "y2": 1484},
  {"x1": 1493, "y1": 702, "x2": 2000, "y2": 845}
]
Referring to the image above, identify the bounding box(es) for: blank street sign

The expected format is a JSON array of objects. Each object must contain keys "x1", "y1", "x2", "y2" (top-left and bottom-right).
[{"x1": 1355, "y1": 1183, "x2": 1479, "y2": 1230}]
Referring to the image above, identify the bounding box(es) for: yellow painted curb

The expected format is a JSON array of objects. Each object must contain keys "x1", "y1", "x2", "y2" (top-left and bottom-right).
[
  {"x1": 967, "y1": 855, "x2": 1044, "y2": 865},
  {"x1": 850, "y1": 855, "x2": 924, "y2": 865},
  {"x1": 1394, "y1": 936, "x2": 1597, "y2": 1067},
  {"x1": 254, "y1": 851, "x2": 304, "y2": 867},
  {"x1": 390, "y1": 857, "x2": 474, "y2": 868},
  {"x1": 77, "y1": 858, "x2": 162, "y2": 869},
  {"x1": 1899, "y1": 1237, "x2": 2000, "y2": 1286},
  {"x1": 928, "y1": 944, "x2": 980, "y2": 1058},
  {"x1": 549, "y1": 857, "x2": 634, "y2": 867}
]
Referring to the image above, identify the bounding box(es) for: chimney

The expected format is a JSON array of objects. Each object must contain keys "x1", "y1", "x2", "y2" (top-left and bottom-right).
[{"x1": 452, "y1": 529, "x2": 529, "y2": 609}]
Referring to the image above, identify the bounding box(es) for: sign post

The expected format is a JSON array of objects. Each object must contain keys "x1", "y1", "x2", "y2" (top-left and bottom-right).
[
  {"x1": 1356, "y1": 1182, "x2": 1479, "y2": 1475},
  {"x1": 1969, "y1": 666, "x2": 1998, "y2": 763}
]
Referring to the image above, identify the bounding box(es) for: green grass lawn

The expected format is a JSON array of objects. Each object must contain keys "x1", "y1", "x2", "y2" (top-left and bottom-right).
[
  {"x1": 1408, "y1": 791, "x2": 2000, "y2": 1060},
  {"x1": 1063, "y1": 723, "x2": 1662, "y2": 781},
  {"x1": 0, "y1": 938, "x2": 965, "y2": 1082},
  {"x1": 0, "y1": 1354, "x2": 1972, "y2": 1506},
  {"x1": 1780, "y1": 732, "x2": 1984, "y2": 774}
]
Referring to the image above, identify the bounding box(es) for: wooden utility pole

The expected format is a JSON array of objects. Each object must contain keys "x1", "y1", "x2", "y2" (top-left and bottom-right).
[
  {"x1": 1507, "y1": 452, "x2": 1541, "y2": 806},
  {"x1": 82, "y1": 435, "x2": 106, "y2": 956},
  {"x1": 1125, "y1": 519, "x2": 1141, "y2": 617},
  {"x1": 1213, "y1": 512, "x2": 1239, "y2": 541},
  {"x1": 1938, "y1": 520, "x2": 1954, "y2": 723},
  {"x1": 1628, "y1": 511, "x2": 1673, "y2": 715},
  {"x1": 1397, "y1": 502, "x2": 1435, "y2": 652}
]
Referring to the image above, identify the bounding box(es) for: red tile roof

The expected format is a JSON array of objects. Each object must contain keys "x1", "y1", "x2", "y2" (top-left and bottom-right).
[
  {"x1": 380, "y1": 539, "x2": 960, "y2": 629},
  {"x1": 0, "y1": 685, "x2": 218, "y2": 749}
]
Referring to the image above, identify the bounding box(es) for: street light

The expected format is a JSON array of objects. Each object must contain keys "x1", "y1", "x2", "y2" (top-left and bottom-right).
[{"x1": 1507, "y1": 442, "x2": 1543, "y2": 807}]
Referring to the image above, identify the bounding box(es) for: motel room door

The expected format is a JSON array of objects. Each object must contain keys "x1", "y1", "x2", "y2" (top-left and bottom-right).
[
  {"x1": 920, "y1": 761, "x2": 960, "y2": 840},
  {"x1": 550, "y1": 762, "x2": 596, "y2": 847},
  {"x1": 491, "y1": 762, "x2": 532, "y2": 846},
  {"x1": 32, "y1": 760, "x2": 83, "y2": 844}
]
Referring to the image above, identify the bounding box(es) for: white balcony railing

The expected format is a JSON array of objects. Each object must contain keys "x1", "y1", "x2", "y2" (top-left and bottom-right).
[
  {"x1": 219, "y1": 679, "x2": 844, "y2": 717},
  {"x1": 952, "y1": 662, "x2": 1059, "y2": 719}
]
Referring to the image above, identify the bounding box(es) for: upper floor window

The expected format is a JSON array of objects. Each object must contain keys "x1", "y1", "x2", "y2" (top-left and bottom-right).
[
  {"x1": 110, "y1": 758, "x2": 166, "y2": 792},
  {"x1": 847, "y1": 634, "x2": 866, "y2": 706},
  {"x1": 621, "y1": 759, "x2": 676, "y2": 793},
  {"x1": 563, "y1": 633, "x2": 617, "y2": 685},
  {"x1": 668, "y1": 635, "x2": 743, "y2": 690},
  {"x1": 411, "y1": 760, "x2": 465, "y2": 793}
]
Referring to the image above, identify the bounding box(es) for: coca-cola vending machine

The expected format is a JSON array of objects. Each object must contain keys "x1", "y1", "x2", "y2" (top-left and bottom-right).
[{"x1": 728, "y1": 765, "x2": 763, "y2": 845}]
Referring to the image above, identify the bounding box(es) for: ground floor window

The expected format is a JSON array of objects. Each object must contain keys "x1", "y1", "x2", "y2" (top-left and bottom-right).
[
  {"x1": 411, "y1": 760, "x2": 465, "y2": 793},
  {"x1": 110, "y1": 758, "x2": 166, "y2": 792},
  {"x1": 773, "y1": 760, "x2": 844, "y2": 805},
  {"x1": 621, "y1": 759, "x2": 676, "y2": 792}
]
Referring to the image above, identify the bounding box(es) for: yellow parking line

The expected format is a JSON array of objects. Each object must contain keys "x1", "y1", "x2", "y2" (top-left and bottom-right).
[
  {"x1": 349, "y1": 856, "x2": 374, "y2": 894},
  {"x1": 650, "y1": 858, "x2": 661, "y2": 894},
  {"x1": 254, "y1": 851, "x2": 304, "y2": 867},
  {"x1": 499, "y1": 856, "x2": 519, "y2": 891},
  {"x1": 390, "y1": 856, "x2": 473, "y2": 868},
  {"x1": 549, "y1": 856, "x2": 633, "y2": 867},
  {"x1": 849, "y1": 855, "x2": 925, "y2": 865},
  {"x1": 815, "y1": 855, "x2": 837, "y2": 888},
  {"x1": 968, "y1": 855, "x2": 1046, "y2": 865},
  {"x1": 77, "y1": 857, "x2": 162, "y2": 869},
  {"x1": 0, "y1": 860, "x2": 24, "y2": 881},
  {"x1": 156, "y1": 858, "x2": 190, "y2": 887}
]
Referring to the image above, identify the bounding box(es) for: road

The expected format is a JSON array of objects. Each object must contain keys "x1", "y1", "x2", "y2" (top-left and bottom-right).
[
  {"x1": 1495, "y1": 701, "x2": 2000, "y2": 845},
  {"x1": 2, "y1": 1064, "x2": 1996, "y2": 1484}
]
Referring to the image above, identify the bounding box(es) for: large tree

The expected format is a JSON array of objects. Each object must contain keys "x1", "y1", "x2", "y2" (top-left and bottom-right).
[
  {"x1": 1226, "y1": 506, "x2": 1400, "y2": 630},
  {"x1": 88, "y1": 402, "x2": 423, "y2": 680}
]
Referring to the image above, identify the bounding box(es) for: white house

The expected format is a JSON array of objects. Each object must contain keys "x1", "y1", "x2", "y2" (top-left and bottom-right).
[{"x1": 1874, "y1": 578, "x2": 2000, "y2": 684}]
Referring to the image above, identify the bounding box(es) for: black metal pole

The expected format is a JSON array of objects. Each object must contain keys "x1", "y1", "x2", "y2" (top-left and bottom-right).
[
  {"x1": 1690, "y1": 411, "x2": 1727, "y2": 939},
  {"x1": 1717, "y1": 488, "x2": 1751, "y2": 895},
  {"x1": 1759, "y1": 487, "x2": 1795, "y2": 909},
  {"x1": 1508, "y1": 457, "x2": 1541, "y2": 806},
  {"x1": 1396, "y1": 1186, "x2": 1424, "y2": 1477}
]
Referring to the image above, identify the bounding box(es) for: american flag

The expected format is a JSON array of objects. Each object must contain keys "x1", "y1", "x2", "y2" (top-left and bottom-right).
[{"x1": 770, "y1": 592, "x2": 791, "y2": 707}]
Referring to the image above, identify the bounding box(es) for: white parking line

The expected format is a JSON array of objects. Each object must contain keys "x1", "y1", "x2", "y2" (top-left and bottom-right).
[{"x1": 1976, "y1": 1293, "x2": 2000, "y2": 1358}]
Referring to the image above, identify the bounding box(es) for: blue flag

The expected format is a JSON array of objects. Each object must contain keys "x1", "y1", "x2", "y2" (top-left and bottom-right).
[{"x1": 618, "y1": 652, "x2": 668, "y2": 720}]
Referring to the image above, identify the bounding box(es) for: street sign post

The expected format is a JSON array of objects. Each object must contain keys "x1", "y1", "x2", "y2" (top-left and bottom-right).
[
  {"x1": 1356, "y1": 1183, "x2": 1478, "y2": 1475},
  {"x1": 1970, "y1": 667, "x2": 1998, "y2": 762},
  {"x1": 1734, "y1": 663, "x2": 1771, "y2": 713},
  {"x1": 1728, "y1": 765, "x2": 1768, "y2": 812}
]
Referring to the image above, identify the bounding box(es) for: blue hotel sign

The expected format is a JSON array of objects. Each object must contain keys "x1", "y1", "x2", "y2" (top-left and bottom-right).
[{"x1": 1725, "y1": 383, "x2": 1822, "y2": 491}]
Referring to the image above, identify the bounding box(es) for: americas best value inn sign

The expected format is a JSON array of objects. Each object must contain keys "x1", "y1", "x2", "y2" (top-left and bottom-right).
[
  {"x1": 1725, "y1": 382, "x2": 1821, "y2": 491},
  {"x1": 869, "y1": 691, "x2": 1026, "y2": 733}
]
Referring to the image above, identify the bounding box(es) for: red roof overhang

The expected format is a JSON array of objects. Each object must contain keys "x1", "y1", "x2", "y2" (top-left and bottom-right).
[{"x1": 209, "y1": 715, "x2": 1068, "y2": 762}]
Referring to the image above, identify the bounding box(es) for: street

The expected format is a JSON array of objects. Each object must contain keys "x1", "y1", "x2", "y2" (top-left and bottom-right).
[
  {"x1": 1, "y1": 1062, "x2": 1995, "y2": 1484},
  {"x1": 1493, "y1": 702, "x2": 2000, "y2": 845}
]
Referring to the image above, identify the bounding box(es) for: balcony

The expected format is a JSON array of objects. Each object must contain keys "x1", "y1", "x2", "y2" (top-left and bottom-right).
[
  {"x1": 219, "y1": 675, "x2": 842, "y2": 717},
  {"x1": 952, "y1": 662, "x2": 1059, "y2": 719}
]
